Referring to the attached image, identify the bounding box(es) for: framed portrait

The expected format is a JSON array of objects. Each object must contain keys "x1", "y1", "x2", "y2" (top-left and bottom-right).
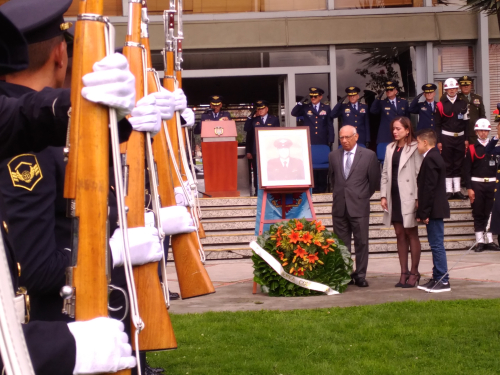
[{"x1": 256, "y1": 127, "x2": 313, "y2": 189}]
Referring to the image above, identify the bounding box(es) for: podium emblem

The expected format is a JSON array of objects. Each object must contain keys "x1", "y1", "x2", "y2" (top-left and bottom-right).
[{"x1": 214, "y1": 126, "x2": 224, "y2": 136}]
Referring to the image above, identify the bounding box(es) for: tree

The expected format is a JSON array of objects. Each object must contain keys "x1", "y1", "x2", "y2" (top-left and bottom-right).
[{"x1": 464, "y1": 1, "x2": 500, "y2": 32}]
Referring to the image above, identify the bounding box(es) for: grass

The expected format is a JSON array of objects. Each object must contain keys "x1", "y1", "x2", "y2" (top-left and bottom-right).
[{"x1": 147, "y1": 299, "x2": 500, "y2": 375}]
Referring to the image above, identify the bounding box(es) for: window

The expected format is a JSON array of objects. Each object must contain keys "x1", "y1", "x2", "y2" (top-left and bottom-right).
[
  {"x1": 334, "y1": 0, "x2": 423, "y2": 9},
  {"x1": 434, "y1": 46, "x2": 474, "y2": 73},
  {"x1": 490, "y1": 44, "x2": 500, "y2": 134}
]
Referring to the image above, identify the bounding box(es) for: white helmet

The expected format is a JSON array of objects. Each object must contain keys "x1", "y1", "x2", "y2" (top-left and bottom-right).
[
  {"x1": 474, "y1": 118, "x2": 491, "y2": 131},
  {"x1": 444, "y1": 78, "x2": 459, "y2": 90}
]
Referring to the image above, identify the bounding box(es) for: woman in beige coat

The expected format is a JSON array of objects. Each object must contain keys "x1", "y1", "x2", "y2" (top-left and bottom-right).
[{"x1": 380, "y1": 117, "x2": 423, "y2": 288}]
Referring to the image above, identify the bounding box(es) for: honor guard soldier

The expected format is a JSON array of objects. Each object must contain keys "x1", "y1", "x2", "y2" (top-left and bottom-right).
[
  {"x1": 370, "y1": 81, "x2": 409, "y2": 145},
  {"x1": 435, "y1": 77, "x2": 469, "y2": 200},
  {"x1": 484, "y1": 115, "x2": 500, "y2": 249},
  {"x1": 457, "y1": 75, "x2": 486, "y2": 144},
  {"x1": 330, "y1": 86, "x2": 371, "y2": 146},
  {"x1": 291, "y1": 87, "x2": 334, "y2": 146},
  {"x1": 409, "y1": 83, "x2": 438, "y2": 131},
  {"x1": 244, "y1": 100, "x2": 280, "y2": 196},
  {"x1": 464, "y1": 119, "x2": 499, "y2": 252},
  {"x1": 193, "y1": 95, "x2": 232, "y2": 134}
]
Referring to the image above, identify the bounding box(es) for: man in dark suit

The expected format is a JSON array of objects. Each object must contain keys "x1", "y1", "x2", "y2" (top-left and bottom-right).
[
  {"x1": 193, "y1": 95, "x2": 232, "y2": 135},
  {"x1": 267, "y1": 139, "x2": 305, "y2": 181},
  {"x1": 330, "y1": 86, "x2": 370, "y2": 146},
  {"x1": 328, "y1": 125, "x2": 380, "y2": 287},
  {"x1": 416, "y1": 129, "x2": 451, "y2": 293},
  {"x1": 244, "y1": 100, "x2": 280, "y2": 195},
  {"x1": 370, "y1": 81, "x2": 409, "y2": 145},
  {"x1": 409, "y1": 83, "x2": 438, "y2": 131}
]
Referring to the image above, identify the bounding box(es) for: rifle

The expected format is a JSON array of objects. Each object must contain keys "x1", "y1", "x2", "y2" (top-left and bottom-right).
[
  {"x1": 122, "y1": 0, "x2": 176, "y2": 352},
  {"x1": 162, "y1": 2, "x2": 215, "y2": 299},
  {"x1": 62, "y1": 1, "x2": 132, "y2": 374}
]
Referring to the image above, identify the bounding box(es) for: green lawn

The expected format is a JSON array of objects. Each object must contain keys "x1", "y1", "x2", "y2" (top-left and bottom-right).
[{"x1": 147, "y1": 299, "x2": 500, "y2": 375}]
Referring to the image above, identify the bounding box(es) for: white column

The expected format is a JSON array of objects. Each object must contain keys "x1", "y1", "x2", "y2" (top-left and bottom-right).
[
  {"x1": 122, "y1": 0, "x2": 128, "y2": 16},
  {"x1": 329, "y1": 45, "x2": 338, "y2": 145},
  {"x1": 328, "y1": 0, "x2": 335, "y2": 10},
  {"x1": 424, "y1": 0, "x2": 433, "y2": 6},
  {"x1": 286, "y1": 73, "x2": 296, "y2": 127},
  {"x1": 477, "y1": 12, "x2": 491, "y2": 121},
  {"x1": 415, "y1": 46, "x2": 427, "y2": 92},
  {"x1": 426, "y1": 42, "x2": 434, "y2": 84}
]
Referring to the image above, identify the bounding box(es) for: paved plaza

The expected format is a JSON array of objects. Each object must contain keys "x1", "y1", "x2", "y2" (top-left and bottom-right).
[{"x1": 166, "y1": 250, "x2": 500, "y2": 314}]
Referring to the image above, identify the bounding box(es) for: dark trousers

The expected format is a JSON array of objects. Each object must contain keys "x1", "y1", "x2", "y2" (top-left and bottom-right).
[
  {"x1": 250, "y1": 155, "x2": 258, "y2": 194},
  {"x1": 332, "y1": 205, "x2": 370, "y2": 279},
  {"x1": 426, "y1": 218, "x2": 448, "y2": 283},
  {"x1": 441, "y1": 134, "x2": 465, "y2": 177},
  {"x1": 471, "y1": 181, "x2": 495, "y2": 232}
]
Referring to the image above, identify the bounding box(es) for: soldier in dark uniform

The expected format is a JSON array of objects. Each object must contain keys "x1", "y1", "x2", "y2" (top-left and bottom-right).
[
  {"x1": 267, "y1": 139, "x2": 305, "y2": 181},
  {"x1": 193, "y1": 95, "x2": 232, "y2": 135},
  {"x1": 370, "y1": 81, "x2": 409, "y2": 145},
  {"x1": 409, "y1": 83, "x2": 438, "y2": 131},
  {"x1": 464, "y1": 119, "x2": 499, "y2": 252},
  {"x1": 435, "y1": 78, "x2": 469, "y2": 200},
  {"x1": 330, "y1": 86, "x2": 370, "y2": 146},
  {"x1": 244, "y1": 100, "x2": 280, "y2": 195},
  {"x1": 457, "y1": 75, "x2": 486, "y2": 144}
]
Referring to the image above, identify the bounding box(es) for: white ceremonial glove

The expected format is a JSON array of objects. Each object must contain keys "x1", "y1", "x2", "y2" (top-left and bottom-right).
[
  {"x1": 159, "y1": 206, "x2": 195, "y2": 235},
  {"x1": 128, "y1": 94, "x2": 162, "y2": 136},
  {"x1": 68, "y1": 317, "x2": 136, "y2": 374},
  {"x1": 181, "y1": 108, "x2": 195, "y2": 128},
  {"x1": 81, "y1": 53, "x2": 136, "y2": 119},
  {"x1": 174, "y1": 186, "x2": 189, "y2": 207},
  {"x1": 173, "y1": 88, "x2": 187, "y2": 112},
  {"x1": 109, "y1": 226, "x2": 162, "y2": 267},
  {"x1": 151, "y1": 87, "x2": 175, "y2": 120}
]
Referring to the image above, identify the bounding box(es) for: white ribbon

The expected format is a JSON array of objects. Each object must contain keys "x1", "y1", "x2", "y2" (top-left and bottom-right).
[{"x1": 250, "y1": 241, "x2": 339, "y2": 295}]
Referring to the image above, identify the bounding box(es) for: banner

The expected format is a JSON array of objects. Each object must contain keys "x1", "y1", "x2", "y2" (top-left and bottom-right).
[{"x1": 250, "y1": 241, "x2": 339, "y2": 295}]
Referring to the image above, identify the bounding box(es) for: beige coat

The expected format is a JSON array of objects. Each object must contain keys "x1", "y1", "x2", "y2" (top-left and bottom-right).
[{"x1": 380, "y1": 141, "x2": 423, "y2": 228}]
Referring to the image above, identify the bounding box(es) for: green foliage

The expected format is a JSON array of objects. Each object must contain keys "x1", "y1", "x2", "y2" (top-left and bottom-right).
[
  {"x1": 464, "y1": 0, "x2": 500, "y2": 16},
  {"x1": 252, "y1": 219, "x2": 353, "y2": 296}
]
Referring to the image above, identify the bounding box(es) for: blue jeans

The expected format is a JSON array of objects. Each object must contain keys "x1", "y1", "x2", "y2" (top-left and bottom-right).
[{"x1": 426, "y1": 219, "x2": 449, "y2": 283}]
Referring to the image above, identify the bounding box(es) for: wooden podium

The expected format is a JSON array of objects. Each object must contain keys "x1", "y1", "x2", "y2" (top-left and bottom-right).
[{"x1": 201, "y1": 120, "x2": 240, "y2": 197}]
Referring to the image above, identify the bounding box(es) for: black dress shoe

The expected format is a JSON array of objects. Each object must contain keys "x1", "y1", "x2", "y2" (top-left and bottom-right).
[
  {"x1": 454, "y1": 192, "x2": 468, "y2": 200},
  {"x1": 484, "y1": 242, "x2": 500, "y2": 251},
  {"x1": 348, "y1": 278, "x2": 355, "y2": 285},
  {"x1": 169, "y1": 291, "x2": 180, "y2": 300},
  {"x1": 474, "y1": 243, "x2": 485, "y2": 252},
  {"x1": 354, "y1": 278, "x2": 369, "y2": 287},
  {"x1": 446, "y1": 193, "x2": 454, "y2": 200}
]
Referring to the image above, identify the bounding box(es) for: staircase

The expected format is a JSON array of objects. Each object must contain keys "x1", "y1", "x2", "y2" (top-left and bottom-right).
[{"x1": 197, "y1": 193, "x2": 475, "y2": 260}]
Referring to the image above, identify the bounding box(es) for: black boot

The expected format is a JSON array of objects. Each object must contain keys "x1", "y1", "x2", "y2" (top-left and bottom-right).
[
  {"x1": 454, "y1": 191, "x2": 468, "y2": 200},
  {"x1": 446, "y1": 192, "x2": 454, "y2": 200},
  {"x1": 475, "y1": 243, "x2": 485, "y2": 252}
]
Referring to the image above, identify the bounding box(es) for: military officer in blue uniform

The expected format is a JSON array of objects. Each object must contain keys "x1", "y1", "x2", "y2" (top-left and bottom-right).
[
  {"x1": 291, "y1": 87, "x2": 334, "y2": 145},
  {"x1": 370, "y1": 81, "x2": 409, "y2": 144},
  {"x1": 330, "y1": 86, "x2": 370, "y2": 146},
  {"x1": 244, "y1": 100, "x2": 280, "y2": 195},
  {"x1": 409, "y1": 83, "x2": 438, "y2": 131},
  {"x1": 193, "y1": 95, "x2": 232, "y2": 135}
]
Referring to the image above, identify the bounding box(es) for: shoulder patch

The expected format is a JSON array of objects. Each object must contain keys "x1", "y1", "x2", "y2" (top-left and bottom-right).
[{"x1": 7, "y1": 154, "x2": 43, "y2": 191}]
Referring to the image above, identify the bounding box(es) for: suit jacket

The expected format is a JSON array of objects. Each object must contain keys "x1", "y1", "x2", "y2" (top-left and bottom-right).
[
  {"x1": 329, "y1": 146, "x2": 380, "y2": 217},
  {"x1": 380, "y1": 141, "x2": 423, "y2": 228},
  {"x1": 193, "y1": 110, "x2": 232, "y2": 135},
  {"x1": 244, "y1": 114, "x2": 280, "y2": 155},
  {"x1": 267, "y1": 157, "x2": 305, "y2": 181},
  {"x1": 370, "y1": 97, "x2": 409, "y2": 144},
  {"x1": 291, "y1": 102, "x2": 334, "y2": 145},
  {"x1": 409, "y1": 96, "x2": 437, "y2": 131},
  {"x1": 330, "y1": 101, "x2": 370, "y2": 144},
  {"x1": 416, "y1": 147, "x2": 451, "y2": 220}
]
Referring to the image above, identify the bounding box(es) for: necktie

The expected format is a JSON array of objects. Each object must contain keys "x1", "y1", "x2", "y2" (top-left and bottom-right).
[
  {"x1": 391, "y1": 100, "x2": 397, "y2": 111},
  {"x1": 344, "y1": 152, "x2": 352, "y2": 179},
  {"x1": 430, "y1": 102, "x2": 434, "y2": 112},
  {"x1": 352, "y1": 104, "x2": 356, "y2": 111}
]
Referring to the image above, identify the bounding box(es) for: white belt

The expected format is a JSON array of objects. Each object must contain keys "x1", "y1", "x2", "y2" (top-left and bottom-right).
[
  {"x1": 471, "y1": 177, "x2": 496, "y2": 183},
  {"x1": 442, "y1": 130, "x2": 464, "y2": 137}
]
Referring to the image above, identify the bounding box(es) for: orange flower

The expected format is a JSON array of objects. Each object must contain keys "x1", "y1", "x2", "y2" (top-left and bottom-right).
[
  {"x1": 294, "y1": 245, "x2": 307, "y2": 259},
  {"x1": 288, "y1": 230, "x2": 300, "y2": 244},
  {"x1": 326, "y1": 238, "x2": 335, "y2": 244},
  {"x1": 289, "y1": 267, "x2": 295, "y2": 274},
  {"x1": 301, "y1": 232, "x2": 313, "y2": 244},
  {"x1": 307, "y1": 252, "x2": 319, "y2": 264},
  {"x1": 323, "y1": 248, "x2": 329, "y2": 255},
  {"x1": 315, "y1": 220, "x2": 326, "y2": 232},
  {"x1": 295, "y1": 220, "x2": 304, "y2": 231},
  {"x1": 276, "y1": 250, "x2": 284, "y2": 260},
  {"x1": 297, "y1": 268, "x2": 304, "y2": 276},
  {"x1": 282, "y1": 262, "x2": 288, "y2": 267},
  {"x1": 314, "y1": 240, "x2": 322, "y2": 247}
]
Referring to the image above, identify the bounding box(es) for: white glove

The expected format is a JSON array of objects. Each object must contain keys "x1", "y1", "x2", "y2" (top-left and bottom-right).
[
  {"x1": 159, "y1": 206, "x2": 195, "y2": 235},
  {"x1": 68, "y1": 317, "x2": 136, "y2": 374},
  {"x1": 128, "y1": 94, "x2": 162, "y2": 136},
  {"x1": 173, "y1": 88, "x2": 187, "y2": 112},
  {"x1": 181, "y1": 108, "x2": 195, "y2": 128},
  {"x1": 109, "y1": 226, "x2": 162, "y2": 267},
  {"x1": 151, "y1": 87, "x2": 175, "y2": 120},
  {"x1": 81, "y1": 53, "x2": 136, "y2": 119},
  {"x1": 174, "y1": 179, "x2": 195, "y2": 206}
]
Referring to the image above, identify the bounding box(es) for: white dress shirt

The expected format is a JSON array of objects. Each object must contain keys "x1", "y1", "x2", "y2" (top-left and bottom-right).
[{"x1": 343, "y1": 144, "x2": 358, "y2": 170}]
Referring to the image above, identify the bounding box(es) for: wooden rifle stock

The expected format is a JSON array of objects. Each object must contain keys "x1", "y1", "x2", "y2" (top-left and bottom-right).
[
  {"x1": 163, "y1": 9, "x2": 214, "y2": 299},
  {"x1": 64, "y1": 1, "x2": 130, "y2": 374},
  {"x1": 122, "y1": 0, "x2": 176, "y2": 352}
]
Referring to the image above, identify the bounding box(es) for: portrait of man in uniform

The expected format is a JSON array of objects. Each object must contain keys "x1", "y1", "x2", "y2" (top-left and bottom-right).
[{"x1": 256, "y1": 128, "x2": 313, "y2": 189}]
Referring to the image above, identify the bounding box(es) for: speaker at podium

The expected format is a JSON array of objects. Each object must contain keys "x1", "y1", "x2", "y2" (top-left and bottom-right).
[{"x1": 201, "y1": 120, "x2": 240, "y2": 197}]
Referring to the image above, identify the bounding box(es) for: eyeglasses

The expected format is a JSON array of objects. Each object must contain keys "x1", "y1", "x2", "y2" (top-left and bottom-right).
[{"x1": 339, "y1": 134, "x2": 356, "y2": 141}]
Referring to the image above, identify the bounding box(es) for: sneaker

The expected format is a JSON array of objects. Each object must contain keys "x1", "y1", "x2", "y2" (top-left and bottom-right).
[
  {"x1": 417, "y1": 279, "x2": 436, "y2": 291},
  {"x1": 427, "y1": 280, "x2": 451, "y2": 293}
]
